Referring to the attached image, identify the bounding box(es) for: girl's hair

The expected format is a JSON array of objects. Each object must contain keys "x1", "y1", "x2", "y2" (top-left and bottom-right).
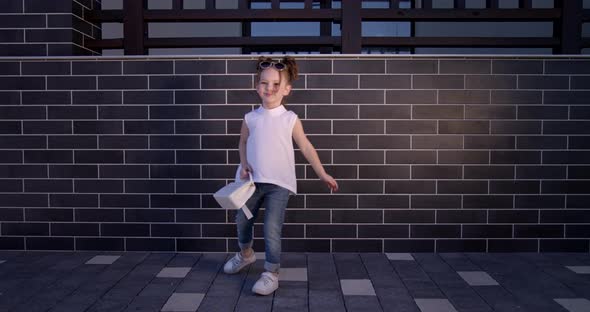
[{"x1": 256, "y1": 55, "x2": 299, "y2": 84}]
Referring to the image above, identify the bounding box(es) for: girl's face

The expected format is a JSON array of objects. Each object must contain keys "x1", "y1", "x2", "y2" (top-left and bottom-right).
[{"x1": 256, "y1": 68, "x2": 291, "y2": 108}]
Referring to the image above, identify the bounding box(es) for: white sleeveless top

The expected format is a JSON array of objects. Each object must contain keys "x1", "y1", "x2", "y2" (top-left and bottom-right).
[{"x1": 234, "y1": 105, "x2": 298, "y2": 195}]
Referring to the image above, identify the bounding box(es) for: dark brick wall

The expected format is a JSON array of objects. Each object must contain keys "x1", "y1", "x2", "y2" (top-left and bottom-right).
[
  {"x1": 0, "y1": 56, "x2": 589, "y2": 253},
  {"x1": 0, "y1": 0, "x2": 100, "y2": 56}
]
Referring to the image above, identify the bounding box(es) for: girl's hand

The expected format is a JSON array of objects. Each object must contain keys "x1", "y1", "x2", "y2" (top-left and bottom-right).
[
  {"x1": 320, "y1": 173, "x2": 338, "y2": 192},
  {"x1": 240, "y1": 163, "x2": 253, "y2": 179}
]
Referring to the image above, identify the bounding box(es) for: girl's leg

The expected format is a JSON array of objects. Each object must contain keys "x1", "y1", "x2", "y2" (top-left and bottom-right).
[
  {"x1": 261, "y1": 185, "x2": 290, "y2": 273},
  {"x1": 235, "y1": 186, "x2": 264, "y2": 252}
]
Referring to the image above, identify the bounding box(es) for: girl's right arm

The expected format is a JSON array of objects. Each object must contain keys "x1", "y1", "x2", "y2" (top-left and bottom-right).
[{"x1": 238, "y1": 120, "x2": 252, "y2": 179}]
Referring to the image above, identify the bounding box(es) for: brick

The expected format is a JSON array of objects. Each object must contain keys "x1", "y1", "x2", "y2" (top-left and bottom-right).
[
  {"x1": 386, "y1": 90, "x2": 436, "y2": 104},
  {"x1": 488, "y1": 209, "x2": 538, "y2": 223},
  {"x1": 386, "y1": 120, "x2": 437, "y2": 134},
  {"x1": 387, "y1": 59, "x2": 437, "y2": 74},
  {"x1": 439, "y1": 151, "x2": 489, "y2": 164},
  {"x1": 519, "y1": 75, "x2": 569, "y2": 89},
  {"x1": 359, "y1": 105, "x2": 411, "y2": 119},
  {"x1": 334, "y1": 151, "x2": 383, "y2": 164},
  {"x1": 201, "y1": 105, "x2": 251, "y2": 119},
  {"x1": 359, "y1": 135, "x2": 409, "y2": 149},
  {"x1": 0, "y1": 15, "x2": 45, "y2": 28},
  {"x1": 413, "y1": 75, "x2": 464, "y2": 89},
  {"x1": 308, "y1": 135, "x2": 357, "y2": 149},
  {"x1": 571, "y1": 76, "x2": 590, "y2": 89},
  {"x1": 358, "y1": 225, "x2": 408, "y2": 238},
  {"x1": 98, "y1": 76, "x2": 148, "y2": 90},
  {"x1": 23, "y1": 121, "x2": 71, "y2": 134},
  {"x1": 515, "y1": 225, "x2": 563, "y2": 238},
  {"x1": 25, "y1": 0, "x2": 71, "y2": 12},
  {"x1": 285, "y1": 210, "x2": 330, "y2": 223},
  {"x1": 411, "y1": 165, "x2": 462, "y2": 179},
  {"x1": 332, "y1": 239, "x2": 382, "y2": 252},
  {"x1": 98, "y1": 165, "x2": 148, "y2": 179},
  {"x1": 491, "y1": 151, "x2": 540, "y2": 164},
  {"x1": 545, "y1": 91, "x2": 590, "y2": 104},
  {"x1": 464, "y1": 135, "x2": 515, "y2": 149},
  {"x1": 125, "y1": 180, "x2": 174, "y2": 193},
  {"x1": 24, "y1": 150, "x2": 73, "y2": 163},
  {"x1": 491, "y1": 121, "x2": 541, "y2": 134},
  {"x1": 386, "y1": 151, "x2": 436, "y2": 164},
  {"x1": 25, "y1": 208, "x2": 72, "y2": 222},
  {"x1": 437, "y1": 181, "x2": 488, "y2": 194},
  {"x1": 72, "y1": 61, "x2": 121, "y2": 75},
  {"x1": 545, "y1": 60, "x2": 590, "y2": 74},
  {"x1": 48, "y1": 76, "x2": 95, "y2": 90},
  {"x1": 48, "y1": 136, "x2": 96, "y2": 149},
  {"x1": 358, "y1": 165, "x2": 409, "y2": 179},
  {"x1": 542, "y1": 181, "x2": 590, "y2": 194},
  {"x1": 200, "y1": 135, "x2": 235, "y2": 149},
  {"x1": 384, "y1": 209, "x2": 434, "y2": 223},
  {"x1": 543, "y1": 151, "x2": 590, "y2": 164},
  {"x1": 2, "y1": 222, "x2": 47, "y2": 236},
  {"x1": 333, "y1": 120, "x2": 384, "y2": 134},
  {"x1": 411, "y1": 195, "x2": 461, "y2": 209},
  {"x1": 49, "y1": 164, "x2": 97, "y2": 178},
  {"x1": 177, "y1": 60, "x2": 225, "y2": 74},
  {"x1": 436, "y1": 210, "x2": 486, "y2": 223},
  {"x1": 26, "y1": 237, "x2": 74, "y2": 250},
  {"x1": 307, "y1": 165, "x2": 357, "y2": 179},
  {"x1": 22, "y1": 62, "x2": 70, "y2": 75},
  {"x1": 411, "y1": 225, "x2": 461, "y2": 238},
  {"x1": 440, "y1": 60, "x2": 490, "y2": 74},
  {"x1": 124, "y1": 61, "x2": 173, "y2": 74},
  {"x1": 0, "y1": 106, "x2": 46, "y2": 119},
  {"x1": 335, "y1": 60, "x2": 385, "y2": 73},
  {"x1": 412, "y1": 135, "x2": 462, "y2": 149},
  {"x1": 124, "y1": 121, "x2": 174, "y2": 134},
  {"x1": 566, "y1": 225, "x2": 590, "y2": 238},
  {"x1": 150, "y1": 105, "x2": 200, "y2": 119},
  {"x1": 51, "y1": 223, "x2": 98, "y2": 236},
  {"x1": 517, "y1": 136, "x2": 567, "y2": 149},
  {"x1": 412, "y1": 105, "x2": 464, "y2": 119},
  {"x1": 571, "y1": 106, "x2": 590, "y2": 119},
  {"x1": 74, "y1": 121, "x2": 122, "y2": 134},
  {"x1": 24, "y1": 179, "x2": 74, "y2": 193},
  {"x1": 0, "y1": 135, "x2": 47, "y2": 149},
  {"x1": 306, "y1": 195, "x2": 357, "y2": 209},
  {"x1": 124, "y1": 90, "x2": 173, "y2": 104},
  {"x1": 75, "y1": 179, "x2": 123, "y2": 193},
  {"x1": 439, "y1": 90, "x2": 490, "y2": 104},
  {"x1": 385, "y1": 180, "x2": 436, "y2": 194},
  {"x1": 466, "y1": 75, "x2": 516, "y2": 89},
  {"x1": 176, "y1": 209, "x2": 226, "y2": 223},
  {"x1": 174, "y1": 91, "x2": 227, "y2": 104},
  {"x1": 75, "y1": 237, "x2": 124, "y2": 251},
  {"x1": 73, "y1": 91, "x2": 121, "y2": 104},
  {"x1": 516, "y1": 106, "x2": 567, "y2": 120},
  {"x1": 490, "y1": 181, "x2": 540, "y2": 194},
  {"x1": 438, "y1": 120, "x2": 489, "y2": 134},
  {"x1": 0, "y1": 121, "x2": 20, "y2": 134},
  {"x1": 74, "y1": 150, "x2": 123, "y2": 163},
  {"x1": 492, "y1": 90, "x2": 541, "y2": 104},
  {"x1": 467, "y1": 105, "x2": 515, "y2": 119},
  {"x1": 544, "y1": 121, "x2": 590, "y2": 134},
  {"x1": 98, "y1": 136, "x2": 147, "y2": 149},
  {"x1": 568, "y1": 166, "x2": 590, "y2": 179},
  {"x1": 492, "y1": 60, "x2": 543, "y2": 74},
  {"x1": 463, "y1": 195, "x2": 513, "y2": 208},
  {"x1": 334, "y1": 90, "x2": 384, "y2": 104},
  {"x1": 151, "y1": 194, "x2": 200, "y2": 208},
  {"x1": 307, "y1": 225, "x2": 356, "y2": 238},
  {"x1": 384, "y1": 239, "x2": 434, "y2": 252},
  {"x1": 488, "y1": 239, "x2": 538, "y2": 252},
  {"x1": 0, "y1": 179, "x2": 22, "y2": 192},
  {"x1": 358, "y1": 195, "x2": 409, "y2": 208},
  {"x1": 151, "y1": 223, "x2": 199, "y2": 237},
  {"x1": 150, "y1": 75, "x2": 200, "y2": 89},
  {"x1": 201, "y1": 75, "x2": 251, "y2": 89},
  {"x1": 0, "y1": 193, "x2": 47, "y2": 207},
  {"x1": 124, "y1": 151, "x2": 173, "y2": 165},
  {"x1": 307, "y1": 105, "x2": 359, "y2": 119},
  {"x1": 540, "y1": 239, "x2": 589, "y2": 252},
  {"x1": 151, "y1": 165, "x2": 201, "y2": 179},
  {"x1": 301, "y1": 120, "x2": 331, "y2": 134},
  {"x1": 437, "y1": 240, "x2": 486, "y2": 252},
  {"x1": 283, "y1": 89, "x2": 331, "y2": 104},
  {"x1": 360, "y1": 75, "x2": 411, "y2": 89},
  {"x1": 463, "y1": 225, "x2": 512, "y2": 238},
  {"x1": 0, "y1": 92, "x2": 20, "y2": 105},
  {"x1": 23, "y1": 91, "x2": 71, "y2": 105},
  {"x1": 515, "y1": 195, "x2": 565, "y2": 208},
  {"x1": 308, "y1": 75, "x2": 358, "y2": 89},
  {"x1": 101, "y1": 223, "x2": 149, "y2": 237},
  {"x1": 51, "y1": 194, "x2": 97, "y2": 208},
  {"x1": 335, "y1": 180, "x2": 383, "y2": 194},
  {"x1": 0, "y1": 29, "x2": 23, "y2": 42},
  {"x1": 0, "y1": 77, "x2": 45, "y2": 90},
  {"x1": 0, "y1": 151, "x2": 22, "y2": 163},
  {"x1": 516, "y1": 165, "x2": 566, "y2": 179},
  {"x1": 569, "y1": 136, "x2": 590, "y2": 149}
]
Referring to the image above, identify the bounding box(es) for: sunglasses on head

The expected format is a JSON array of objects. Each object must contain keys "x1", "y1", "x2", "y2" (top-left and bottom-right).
[{"x1": 258, "y1": 60, "x2": 286, "y2": 71}]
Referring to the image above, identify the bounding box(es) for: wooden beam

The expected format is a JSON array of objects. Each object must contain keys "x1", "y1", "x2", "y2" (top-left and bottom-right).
[
  {"x1": 172, "y1": 0, "x2": 183, "y2": 10},
  {"x1": 123, "y1": 0, "x2": 146, "y2": 55},
  {"x1": 363, "y1": 36, "x2": 559, "y2": 47},
  {"x1": 555, "y1": 0, "x2": 582, "y2": 54},
  {"x1": 362, "y1": 9, "x2": 560, "y2": 21},
  {"x1": 454, "y1": 0, "x2": 466, "y2": 9},
  {"x1": 143, "y1": 9, "x2": 341, "y2": 21},
  {"x1": 486, "y1": 0, "x2": 499, "y2": 8},
  {"x1": 341, "y1": 0, "x2": 361, "y2": 53}
]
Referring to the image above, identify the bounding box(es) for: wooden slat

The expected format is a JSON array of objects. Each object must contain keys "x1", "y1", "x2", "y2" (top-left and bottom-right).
[
  {"x1": 556, "y1": 0, "x2": 583, "y2": 53},
  {"x1": 304, "y1": 0, "x2": 313, "y2": 9},
  {"x1": 519, "y1": 0, "x2": 534, "y2": 9},
  {"x1": 389, "y1": 0, "x2": 400, "y2": 9},
  {"x1": 145, "y1": 36, "x2": 340, "y2": 48},
  {"x1": 422, "y1": 0, "x2": 432, "y2": 9},
  {"x1": 341, "y1": 0, "x2": 361, "y2": 53},
  {"x1": 238, "y1": 0, "x2": 249, "y2": 9},
  {"x1": 143, "y1": 9, "x2": 341, "y2": 21},
  {"x1": 172, "y1": 0, "x2": 183, "y2": 10},
  {"x1": 123, "y1": 0, "x2": 145, "y2": 55},
  {"x1": 271, "y1": 0, "x2": 280, "y2": 9},
  {"x1": 486, "y1": 0, "x2": 499, "y2": 8},
  {"x1": 454, "y1": 0, "x2": 466, "y2": 9},
  {"x1": 205, "y1": 0, "x2": 215, "y2": 9},
  {"x1": 86, "y1": 10, "x2": 124, "y2": 22},
  {"x1": 362, "y1": 9, "x2": 560, "y2": 20}
]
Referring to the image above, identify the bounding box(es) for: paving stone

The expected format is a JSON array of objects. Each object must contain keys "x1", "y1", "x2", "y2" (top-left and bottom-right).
[
  {"x1": 341, "y1": 279, "x2": 376, "y2": 296},
  {"x1": 414, "y1": 298, "x2": 458, "y2": 312},
  {"x1": 554, "y1": 298, "x2": 590, "y2": 312},
  {"x1": 157, "y1": 267, "x2": 191, "y2": 278},
  {"x1": 457, "y1": 271, "x2": 499, "y2": 286},
  {"x1": 85, "y1": 255, "x2": 121, "y2": 265},
  {"x1": 160, "y1": 293, "x2": 204, "y2": 312},
  {"x1": 387, "y1": 253, "x2": 415, "y2": 261},
  {"x1": 279, "y1": 268, "x2": 308, "y2": 281},
  {"x1": 566, "y1": 266, "x2": 590, "y2": 274}
]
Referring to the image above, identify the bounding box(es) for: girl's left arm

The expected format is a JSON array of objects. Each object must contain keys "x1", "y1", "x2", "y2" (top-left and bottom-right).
[{"x1": 292, "y1": 118, "x2": 338, "y2": 192}]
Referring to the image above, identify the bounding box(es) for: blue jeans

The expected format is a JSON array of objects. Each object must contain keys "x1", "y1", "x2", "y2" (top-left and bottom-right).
[{"x1": 235, "y1": 182, "x2": 290, "y2": 273}]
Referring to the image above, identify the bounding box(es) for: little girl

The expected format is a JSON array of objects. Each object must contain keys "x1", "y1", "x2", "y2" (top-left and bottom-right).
[{"x1": 223, "y1": 56, "x2": 338, "y2": 295}]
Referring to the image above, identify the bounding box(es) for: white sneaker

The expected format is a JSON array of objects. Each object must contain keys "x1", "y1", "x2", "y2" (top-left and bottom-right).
[
  {"x1": 223, "y1": 252, "x2": 256, "y2": 274},
  {"x1": 252, "y1": 272, "x2": 279, "y2": 295}
]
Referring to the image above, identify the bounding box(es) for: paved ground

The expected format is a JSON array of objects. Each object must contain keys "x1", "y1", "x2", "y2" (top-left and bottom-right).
[{"x1": 1, "y1": 251, "x2": 590, "y2": 311}]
